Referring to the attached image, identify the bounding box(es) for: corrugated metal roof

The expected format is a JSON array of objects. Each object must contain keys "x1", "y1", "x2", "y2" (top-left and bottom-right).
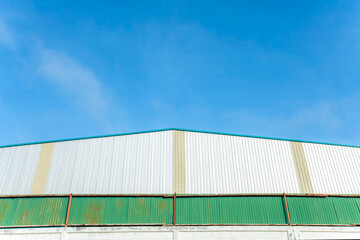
[
  {"x1": 185, "y1": 132, "x2": 300, "y2": 194},
  {"x1": 303, "y1": 143, "x2": 360, "y2": 194},
  {"x1": 0, "y1": 145, "x2": 42, "y2": 195},
  {"x1": 1, "y1": 129, "x2": 360, "y2": 195},
  {"x1": 45, "y1": 131, "x2": 173, "y2": 194}
]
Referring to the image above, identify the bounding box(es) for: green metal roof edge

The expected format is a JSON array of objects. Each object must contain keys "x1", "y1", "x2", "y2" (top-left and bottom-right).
[
  {"x1": 0, "y1": 128, "x2": 174, "y2": 148},
  {"x1": 1, "y1": 127, "x2": 359, "y2": 149},
  {"x1": 173, "y1": 128, "x2": 360, "y2": 148}
]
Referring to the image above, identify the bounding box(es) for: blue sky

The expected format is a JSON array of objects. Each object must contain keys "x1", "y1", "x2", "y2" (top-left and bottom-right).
[{"x1": 1, "y1": 0, "x2": 360, "y2": 146}]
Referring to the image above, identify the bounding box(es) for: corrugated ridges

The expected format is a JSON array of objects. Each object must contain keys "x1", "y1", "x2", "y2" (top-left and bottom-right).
[
  {"x1": 0, "y1": 197, "x2": 68, "y2": 226},
  {"x1": 44, "y1": 131, "x2": 173, "y2": 194},
  {"x1": 1, "y1": 130, "x2": 360, "y2": 195},
  {"x1": 287, "y1": 197, "x2": 360, "y2": 225},
  {"x1": 0, "y1": 145, "x2": 42, "y2": 195},
  {"x1": 176, "y1": 196, "x2": 287, "y2": 224},
  {"x1": 68, "y1": 197, "x2": 173, "y2": 225},
  {"x1": 3, "y1": 195, "x2": 360, "y2": 227},
  {"x1": 303, "y1": 143, "x2": 360, "y2": 194},
  {"x1": 185, "y1": 132, "x2": 300, "y2": 193}
]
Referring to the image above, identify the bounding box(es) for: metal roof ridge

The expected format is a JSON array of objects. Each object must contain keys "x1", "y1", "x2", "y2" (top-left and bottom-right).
[{"x1": 1, "y1": 127, "x2": 359, "y2": 149}]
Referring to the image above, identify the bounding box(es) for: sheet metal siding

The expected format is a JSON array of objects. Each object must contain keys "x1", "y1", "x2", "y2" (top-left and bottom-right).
[
  {"x1": 0, "y1": 197, "x2": 68, "y2": 226},
  {"x1": 303, "y1": 143, "x2": 360, "y2": 194},
  {"x1": 185, "y1": 132, "x2": 300, "y2": 194},
  {"x1": 0, "y1": 145, "x2": 42, "y2": 195},
  {"x1": 287, "y1": 197, "x2": 360, "y2": 225},
  {"x1": 45, "y1": 131, "x2": 173, "y2": 194},
  {"x1": 2, "y1": 196, "x2": 360, "y2": 226},
  {"x1": 176, "y1": 196, "x2": 287, "y2": 225},
  {"x1": 68, "y1": 197, "x2": 173, "y2": 225}
]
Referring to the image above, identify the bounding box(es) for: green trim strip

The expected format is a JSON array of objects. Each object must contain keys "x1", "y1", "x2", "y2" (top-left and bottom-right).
[{"x1": 1, "y1": 128, "x2": 359, "y2": 149}]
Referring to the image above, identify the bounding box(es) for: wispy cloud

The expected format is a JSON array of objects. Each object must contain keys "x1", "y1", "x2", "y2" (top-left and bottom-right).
[
  {"x1": 0, "y1": 16, "x2": 126, "y2": 132},
  {"x1": 0, "y1": 18, "x2": 15, "y2": 49},
  {"x1": 222, "y1": 93, "x2": 360, "y2": 145},
  {"x1": 37, "y1": 47, "x2": 108, "y2": 117}
]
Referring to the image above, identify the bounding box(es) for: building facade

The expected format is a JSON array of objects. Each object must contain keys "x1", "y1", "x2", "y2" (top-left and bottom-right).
[{"x1": 1, "y1": 129, "x2": 360, "y2": 239}]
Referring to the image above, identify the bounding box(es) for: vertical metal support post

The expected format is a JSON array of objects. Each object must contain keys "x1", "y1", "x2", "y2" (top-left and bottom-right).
[
  {"x1": 65, "y1": 193, "x2": 73, "y2": 227},
  {"x1": 283, "y1": 192, "x2": 291, "y2": 225},
  {"x1": 173, "y1": 193, "x2": 177, "y2": 225}
]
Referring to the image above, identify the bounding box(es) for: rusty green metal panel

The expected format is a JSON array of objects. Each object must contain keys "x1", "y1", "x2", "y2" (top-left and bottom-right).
[
  {"x1": 176, "y1": 196, "x2": 287, "y2": 224},
  {"x1": 68, "y1": 196, "x2": 173, "y2": 225},
  {"x1": 2, "y1": 196, "x2": 360, "y2": 227},
  {"x1": 287, "y1": 197, "x2": 360, "y2": 225},
  {"x1": 0, "y1": 197, "x2": 68, "y2": 226}
]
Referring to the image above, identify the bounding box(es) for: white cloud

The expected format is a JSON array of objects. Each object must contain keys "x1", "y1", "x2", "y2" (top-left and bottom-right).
[
  {"x1": 222, "y1": 94, "x2": 360, "y2": 144},
  {"x1": 37, "y1": 47, "x2": 108, "y2": 116},
  {"x1": 0, "y1": 19, "x2": 15, "y2": 49}
]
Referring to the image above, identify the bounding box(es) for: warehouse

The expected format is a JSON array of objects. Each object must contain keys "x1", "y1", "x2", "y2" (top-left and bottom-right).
[{"x1": 1, "y1": 128, "x2": 360, "y2": 239}]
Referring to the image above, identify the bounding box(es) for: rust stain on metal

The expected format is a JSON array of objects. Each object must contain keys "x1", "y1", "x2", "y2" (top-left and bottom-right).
[
  {"x1": 82, "y1": 201, "x2": 103, "y2": 224},
  {"x1": 139, "y1": 198, "x2": 145, "y2": 207},
  {"x1": 18, "y1": 209, "x2": 33, "y2": 226},
  {"x1": 207, "y1": 201, "x2": 213, "y2": 215},
  {"x1": 0, "y1": 200, "x2": 10, "y2": 220},
  {"x1": 156, "y1": 200, "x2": 171, "y2": 211},
  {"x1": 115, "y1": 199, "x2": 125, "y2": 209},
  {"x1": 305, "y1": 194, "x2": 328, "y2": 197}
]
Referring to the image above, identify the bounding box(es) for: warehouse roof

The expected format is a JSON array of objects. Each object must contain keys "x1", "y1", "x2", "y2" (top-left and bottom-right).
[{"x1": 1, "y1": 129, "x2": 360, "y2": 196}]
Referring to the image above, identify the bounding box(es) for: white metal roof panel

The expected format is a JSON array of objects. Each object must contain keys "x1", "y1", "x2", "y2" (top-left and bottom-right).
[
  {"x1": 2, "y1": 129, "x2": 360, "y2": 195},
  {"x1": 0, "y1": 145, "x2": 42, "y2": 195},
  {"x1": 303, "y1": 143, "x2": 360, "y2": 194},
  {"x1": 185, "y1": 132, "x2": 300, "y2": 194},
  {"x1": 45, "y1": 130, "x2": 173, "y2": 194}
]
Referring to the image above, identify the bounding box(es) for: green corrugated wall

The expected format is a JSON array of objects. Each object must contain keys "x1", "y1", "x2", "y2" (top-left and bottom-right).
[
  {"x1": 287, "y1": 197, "x2": 360, "y2": 225},
  {"x1": 176, "y1": 196, "x2": 287, "y2": 224},
  {"x1": 1, "y1": 196, "x2": 360, "y2": 227},
  {"x1": 0, "y1": 197, "x2": 68, "y2": 226},
  {"x1": 68, "y1": 197, "x2": 173, "y2": 225}
]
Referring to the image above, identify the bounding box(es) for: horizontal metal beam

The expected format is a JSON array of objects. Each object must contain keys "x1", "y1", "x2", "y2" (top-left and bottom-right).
[{"x1": 2, "y1": 193, "x2": 360, "y2": 198}]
